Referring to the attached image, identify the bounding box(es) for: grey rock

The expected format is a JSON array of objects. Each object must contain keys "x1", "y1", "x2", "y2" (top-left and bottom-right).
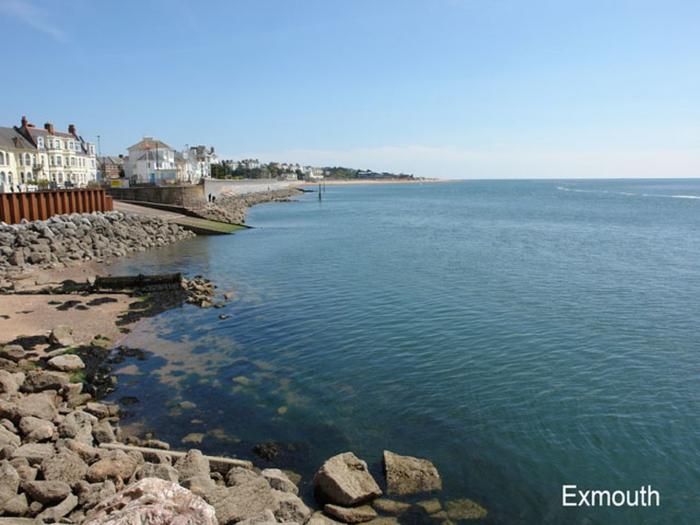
[
  {"x1": 205, "y1": 478, "x2": 279, "y2": 525},
  {"x1": 314, "y1": 452, "x2": 382, "y2": 506},
  {"x1": 272, "y1": 489, "x2": 312, "y2": 523},
  {"x1": 21, "y1": 370, "x2": 68, "y2": 393},
  {"x1": 11, "y1": 443, "x2": 55, "y2": 465},
  {"x1": 0, "y1": 426, "x2": 21, "y2": 449},
  {"x1": 91, "y1": 420, "x2": 115, "y2": 444},
  {"x1": 180, "y1": 475, "x2": 215, "y2": 498},
  {"x1": 41, "y1": 449, "x2": 88, "y2": 488},
  {"x1": 383, "y1": 450, "x2": 442, "y2": 496},
  {"x1": 84, "y1": 402, "x2": 112, "y2": 419},
  {"x1": 22, "y1": 480, "x2": 71, "y2": 504},
  {"x1": 262, "y1": 468, "x2": 298, "y2": 494},
  {"x1": 86, "y1": 450, "x2": 139, "y2": 482},
  {"x1": 0, "y1": 345, "x2": 25, "y2": 363},
  {"x1": 175, "y1": 449, "x2": 210, "y2": 480},
  {"x1": 47, "y1": 354, "x2": 85, "y2": 372},
  {"x1": 0, "y1": 460, "x2": 20, "y2": 507},
  {"x1": 236, "y1": 509, "x2": 277, "y2": 525},
  {"x1": 19, "y1": 416, "x2": 55, "y2": 442},
  {"x1": 324, "y1": 503, "x2": 378, "y2": 523},
  {"x1": 37, "y1": 493, "x2": 78, "y2": 522},
  {"x1": 1, "y1": 492, "x2": 28, "y2": 516},
  {"x1": 15, "y1": 393, "x2": 58, "y2": 421},
  {"x1": 308, "y1": 511, "x2": 345, "y2": 525},
  {"x1": 372, "y1": 498, "x2": 412, "y2": 514},
  {"x1": 58, "y1": 410, "x2": 95, "y2": 444},
  {"x1": 0, "y1": 371, "x2": 20, "y2": 396},
  {"x1": 49, "y1": 326, "x2": 74, "y2": 347}
]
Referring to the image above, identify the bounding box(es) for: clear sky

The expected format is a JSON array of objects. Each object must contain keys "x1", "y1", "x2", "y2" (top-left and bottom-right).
[{"x1": 1, "y1": 0, "x2": 698, "y2": 179}]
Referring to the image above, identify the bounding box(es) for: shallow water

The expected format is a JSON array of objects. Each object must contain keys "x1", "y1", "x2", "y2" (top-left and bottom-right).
[{"x1": 106, "y1": 179, "x2": 700, "y2": 524}]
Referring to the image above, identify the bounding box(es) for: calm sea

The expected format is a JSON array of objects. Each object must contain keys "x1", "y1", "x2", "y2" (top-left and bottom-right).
[{"x1": 106, "y1": 179, "x2": 700, "y2": 524}]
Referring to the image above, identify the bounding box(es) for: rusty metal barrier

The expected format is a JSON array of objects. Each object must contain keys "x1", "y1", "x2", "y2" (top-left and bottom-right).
[{"x1": 0, "y1": 189, "x2": 113, "y2": 225}]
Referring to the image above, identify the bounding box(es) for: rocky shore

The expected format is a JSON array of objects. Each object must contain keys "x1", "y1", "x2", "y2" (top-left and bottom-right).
[
  {"x1": 0, "y1": 212, "x2": 194, "y2": 290},
  {"x1": 0, "y1": 324, "x2": 487, "y2": 523},
  {"x1": 188, "y1": 188, "x2": 304, "y2": 225}
]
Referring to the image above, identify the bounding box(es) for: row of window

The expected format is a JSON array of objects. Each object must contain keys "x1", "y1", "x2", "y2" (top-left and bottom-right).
[
  {"x1": 0, "y1": 151, "x2": 95, "y2": 169},
  {"x1": 0, "y1": 170, "x2": 93, "y2": 186},
  {"x1": 36, "y1": 136, "x2": 89, "y2": 153}
]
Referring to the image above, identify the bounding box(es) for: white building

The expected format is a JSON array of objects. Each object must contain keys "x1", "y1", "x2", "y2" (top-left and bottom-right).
[
  {"x1": 124, "y1": 137, "x2": 177, "y2": 184},
  {"x1": 182, "y1": 145, "x2": 217, "y2": 182},
  {"x1": 1, "y1": 116, "x2": 97, "y2": 192}
]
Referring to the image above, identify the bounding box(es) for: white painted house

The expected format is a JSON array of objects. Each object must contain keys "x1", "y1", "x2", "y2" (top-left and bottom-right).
[{"x1": 124, "y1": 137, "x2": 177, "y2": 184}]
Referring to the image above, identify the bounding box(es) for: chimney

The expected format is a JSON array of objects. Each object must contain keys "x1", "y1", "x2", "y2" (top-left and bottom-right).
[
  {"x1": 68, "y1": 124, "x2": 76, "y2": 136},
  {"x1": 44, "y1": 122, "x2": 55, "y2": 134},
  {"x1": 21, "y1": 116, "x2": 28, "y2": 128}
]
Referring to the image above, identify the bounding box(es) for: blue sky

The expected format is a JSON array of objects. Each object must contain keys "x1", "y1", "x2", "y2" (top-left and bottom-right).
[{"x1": 1, "y1": 0, "x2": 699, "y2": 178}]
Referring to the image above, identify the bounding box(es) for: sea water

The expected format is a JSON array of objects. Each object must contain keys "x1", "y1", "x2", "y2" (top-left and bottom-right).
[{"x1": 106, "y1": 179, "x2": 700, "y2": 524}]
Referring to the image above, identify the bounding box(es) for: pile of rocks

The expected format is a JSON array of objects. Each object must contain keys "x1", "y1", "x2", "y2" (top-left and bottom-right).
[
  {"x1": 0, "y1": 324, "x2": 486, "y2": 524},
  {"x1": 309, "y1": 450, "x2": 484, "y2": 525},
  {"x1": 0, "y1": 327, "x2": 309, "y2": 524},
  {"x1": 188, "y1": 188, "x2": 303, "y2": 225},
  {"x1": 0, "y1": 211, "x2": 195, "y2": 272},
  {"x1": 182, "y1": 276, "x2": 234, "y2": 309}
]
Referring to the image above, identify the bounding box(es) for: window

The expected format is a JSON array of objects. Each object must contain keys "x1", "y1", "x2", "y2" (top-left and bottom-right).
[
  {"x1": 0, "y1": 152, "x2": 4, "y2": 164},
  {"x1": 37, "y1": 137, "x2": 44, "y2": 149},
  {"x1": 24, "y1": 153, "x2": 30, "y2": 166}
]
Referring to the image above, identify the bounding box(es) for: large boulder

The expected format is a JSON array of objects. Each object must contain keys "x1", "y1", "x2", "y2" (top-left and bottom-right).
[
  {"x1": 15, "y1": 392, "x2": 58, "y2": 421},
  {"x1": 48, "y1": 354, "x2": 85, "y2": 372},
  {"x1": 21, "y1": 370, "x2": 69, "y2": 393},
  {"x1": 59, "y1": 410, "x2": 96, "y2": 444},
  {"x1": 205, "y1": 473, "x2": 279, "y2": 525},
  {"x1": 314, "y1": 452, "x2": 382, "y2": 505},
  {"x1": 41, "y1": 449, "x2": 88, "y2": 488},
  {"x1": 19, "y1": 416, "x2": 55, "y2": 442},
  {"x1": 85, "y1": 478, "x2": 217, "y2": 525},
  {"x1": 383, "y1": 450, "x2": 442, "y2": 496}
]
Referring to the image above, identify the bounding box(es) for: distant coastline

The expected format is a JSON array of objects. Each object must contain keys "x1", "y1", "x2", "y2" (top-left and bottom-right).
[{"x1": 302, "y1": 178, "x2": 443, "y2": 186}]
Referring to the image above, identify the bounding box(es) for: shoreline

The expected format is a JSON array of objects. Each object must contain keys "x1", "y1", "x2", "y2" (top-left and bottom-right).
[{"x1": 0, "y1": 189, "x2": 487, "y2": 523}]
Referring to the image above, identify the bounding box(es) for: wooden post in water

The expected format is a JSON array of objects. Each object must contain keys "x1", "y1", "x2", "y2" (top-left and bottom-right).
[{"x1": 318, "y1": 182, "x2": 322, "y2": 201}]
